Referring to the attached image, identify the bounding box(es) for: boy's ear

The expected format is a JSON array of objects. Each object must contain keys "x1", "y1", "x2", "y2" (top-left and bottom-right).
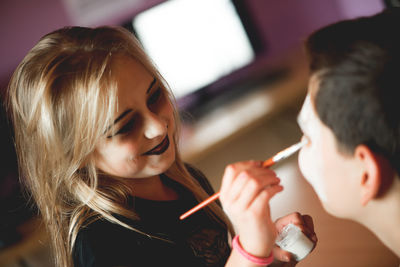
[{"x1": 354, "y1": 145, "x2": 382, "y2": 206}]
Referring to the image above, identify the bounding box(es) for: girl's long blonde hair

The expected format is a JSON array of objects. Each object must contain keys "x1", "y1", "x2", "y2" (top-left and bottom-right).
[{"x1": 7, "y1": 26, "x2": 233, "y2": 267}]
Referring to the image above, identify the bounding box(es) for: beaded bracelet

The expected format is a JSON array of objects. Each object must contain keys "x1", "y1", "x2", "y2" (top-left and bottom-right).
[{"x1": 232, "y1": 235, "x2": 274, "y2": 266}]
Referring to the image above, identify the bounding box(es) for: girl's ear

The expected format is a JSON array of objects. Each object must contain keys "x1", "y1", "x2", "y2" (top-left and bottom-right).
[{"x1": 354, "y1": 145, "x2": 382, "y2": 206}]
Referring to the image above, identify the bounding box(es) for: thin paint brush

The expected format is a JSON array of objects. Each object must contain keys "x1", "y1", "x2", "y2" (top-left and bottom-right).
[{"x1": 179, "y1": 139, "x2": 307, "y2": 220}]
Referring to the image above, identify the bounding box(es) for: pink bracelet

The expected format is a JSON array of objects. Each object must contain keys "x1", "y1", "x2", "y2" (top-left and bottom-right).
[{"x1": 232, "y1": 235, "x2": 274, "y2": 266}]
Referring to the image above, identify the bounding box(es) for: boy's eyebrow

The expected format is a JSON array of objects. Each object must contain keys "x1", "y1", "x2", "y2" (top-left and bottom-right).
[{"x1": 146, "y1": 78, "x2": 157, "y2": 94}]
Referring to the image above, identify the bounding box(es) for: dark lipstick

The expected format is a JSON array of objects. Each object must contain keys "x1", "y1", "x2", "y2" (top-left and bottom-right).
[{"x1": 143, "y1": 136, "x2": 169, "y2": 155}]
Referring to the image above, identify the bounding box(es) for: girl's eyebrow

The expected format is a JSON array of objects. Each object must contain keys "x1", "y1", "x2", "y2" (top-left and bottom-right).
[
  {"x1": 147, "y1": 77, "x2": 157, "y2": 94},
  {"x1": 105, "y1": 78, "x2": 157, "y2": 135},
  {"x1": 110, "y1": 78, "x2": 156, "y2": 126},
  {"x1": 115, "y1": 78, "x2": 156, "y2": 121},
  {"x1": 113, "y1": 109, "x2": 132, "y2": 125},
  {"x1": 104, "y1": 109, "x2": 132, "y2": 135}
]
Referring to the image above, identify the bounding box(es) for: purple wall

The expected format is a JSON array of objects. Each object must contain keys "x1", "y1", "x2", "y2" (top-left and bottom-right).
[
  {"x1": 246, "y1": 0, "x2": 384, "y2": 62},
  {"x1": 0, "y1": 0, "x2": 70, "y2": 90},
  {"x1": 0, "y1": 0, "x2": 162, "y2": 91},
  {"x1": 0, "y1": 0, "x2": 385, "y2": 92}
]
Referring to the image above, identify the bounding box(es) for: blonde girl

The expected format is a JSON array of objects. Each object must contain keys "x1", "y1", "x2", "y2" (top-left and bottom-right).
[{"x1": 7, "y1": 26, "x2": 315, "y2": 267}]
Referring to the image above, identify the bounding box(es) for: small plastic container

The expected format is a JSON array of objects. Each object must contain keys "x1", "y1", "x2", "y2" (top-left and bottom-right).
[{"x1": 275, "y1": 223, "x2": 314, "y2": 261}]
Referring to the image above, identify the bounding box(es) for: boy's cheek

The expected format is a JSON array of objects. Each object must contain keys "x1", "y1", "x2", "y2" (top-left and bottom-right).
[
  {"x1": 298, "y1": 149, "x2": 306, "y2": 175},
  {"x1": 298, "y1": 149, "x2": 313, "y2": 185},
  {"x1": 298, "y1": 148, "x2": 311, "y2": 177},
  {"x1": 298, "y1": 148, "x2": 329, "y2": 203}
]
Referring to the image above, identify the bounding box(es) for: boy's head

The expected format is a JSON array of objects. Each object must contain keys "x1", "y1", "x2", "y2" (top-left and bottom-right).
[{"x1": 297, "y1": 9, "x2": 400, "y2": 219}]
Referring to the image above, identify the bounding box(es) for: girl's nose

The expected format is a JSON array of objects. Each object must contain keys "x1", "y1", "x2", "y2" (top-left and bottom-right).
[{"x1": 143, "y1": 112, "x2": 166, "y2": 139}]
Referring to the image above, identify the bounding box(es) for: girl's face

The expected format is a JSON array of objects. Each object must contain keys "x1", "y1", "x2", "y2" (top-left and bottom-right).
[
  {"x1": 94, "y1": 55, "x2": 176, "y2": 179},
  {"x1": 297, "y1": 76, "x2": 362, "y2": 219}
]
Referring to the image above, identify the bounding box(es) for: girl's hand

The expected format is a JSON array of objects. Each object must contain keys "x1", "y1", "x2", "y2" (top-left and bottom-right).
[
  {"x1": 273, "y1": 212, "x2": 317, "y2": 263},
  {"x1": 220, "y1": 160, "x2": 283, "y2": 258}
]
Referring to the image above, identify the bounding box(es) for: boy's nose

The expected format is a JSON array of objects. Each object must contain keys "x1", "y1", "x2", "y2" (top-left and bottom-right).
[{"x1": 143, "y1": 112, "x2": 166, "y2": 139}]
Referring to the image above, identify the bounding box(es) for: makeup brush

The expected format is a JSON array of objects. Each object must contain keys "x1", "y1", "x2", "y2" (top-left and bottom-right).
[{"x1": 179, "y1": 139, "x2": 307, "y2": 220}]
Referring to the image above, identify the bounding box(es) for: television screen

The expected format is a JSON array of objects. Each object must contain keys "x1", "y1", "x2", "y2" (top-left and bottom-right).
[{"x1": 126, "y1": 0, "x2": 257, "y2": 105}]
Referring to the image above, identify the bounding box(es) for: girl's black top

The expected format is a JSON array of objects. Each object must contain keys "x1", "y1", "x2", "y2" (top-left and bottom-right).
[{"x1": 73, "y1": 165, "x2": 231, "y2": 267}]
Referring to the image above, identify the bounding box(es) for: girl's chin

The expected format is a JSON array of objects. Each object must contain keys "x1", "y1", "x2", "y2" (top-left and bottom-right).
[
  {"x1": 119, "y1": 148, "x2": 176, "y2": 178},
  {"x1": 156, "y1": 156, "x2": 176, "y2": 173}
]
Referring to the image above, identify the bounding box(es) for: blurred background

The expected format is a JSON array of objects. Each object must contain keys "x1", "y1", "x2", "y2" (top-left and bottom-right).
[{"x1": 1, "y1": 0, "x2": 399, "y2": 266}]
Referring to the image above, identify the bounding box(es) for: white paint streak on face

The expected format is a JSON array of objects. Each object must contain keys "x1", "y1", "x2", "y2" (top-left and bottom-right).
[{"x1": 298, "y1": 95, "x2": 328, "y2": 202}]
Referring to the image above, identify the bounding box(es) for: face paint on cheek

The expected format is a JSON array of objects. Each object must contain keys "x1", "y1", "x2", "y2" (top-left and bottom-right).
[
  {"x1": 299, "y1": 152, "x2": 328, "y2": 203},
  {"x1": 298, "y1": 95, "x2": 328, "y2": 203}
]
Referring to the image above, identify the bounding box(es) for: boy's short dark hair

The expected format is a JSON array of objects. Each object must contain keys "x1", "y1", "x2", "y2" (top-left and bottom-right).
[{"x1": 305, "y1": 9, "x2": 400, "y2": 174}]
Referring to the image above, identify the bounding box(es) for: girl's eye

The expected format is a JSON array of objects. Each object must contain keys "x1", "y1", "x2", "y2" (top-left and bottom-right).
[
  {"x1": 117, "y1": 118, "x2": 135, "y2": 135},
  {"x1": 107, "y1": 118, "x2": 135, "y2": 138},
  {"x1": 147, "y1": 88, "x2": 162, "y2": 106}
]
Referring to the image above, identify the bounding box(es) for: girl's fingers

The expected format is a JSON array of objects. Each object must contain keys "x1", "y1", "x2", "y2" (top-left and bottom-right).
[
  {"x1": 225, "y1": 168, "x2": 281, "y2": 209},
  {"x1": 302, "y1": 214, "x2": 317, "y2": 243},
  {"x1": 289, "y1": 214, "x2": 315, "y2": 242},
  {"x1": 220, "y1": 161, "x2": 263, "y2": 195},
  {"x1": 247, "y1": 183, "x2": 284, "y2": 212},
  {"x1": 224, "y1": 172, "x2": 249, "y2": 202},
  {"x1": 273, "y1": 246, "x2": 293, "y2": 263},
  {"x1": 220, "y1": 161, "x2": 274, "y2": 197},
  {"x1": 302, "y1": 214, "x2": 315, "y2": 232},
  {"x1": 275, "y1": 213, "x2": 318, "y2": 248},
  {"x1": 275, "y1": 212, "x2": 304, "y2": 231}
]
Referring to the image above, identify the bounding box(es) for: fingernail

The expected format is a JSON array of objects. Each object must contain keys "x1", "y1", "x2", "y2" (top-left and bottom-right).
[
  {"x1": 284, "y1": 256, "x2": 290, "y2": 262},
  {"x1": 311, "y1": 234, "x2": 317, "y2": 242}
]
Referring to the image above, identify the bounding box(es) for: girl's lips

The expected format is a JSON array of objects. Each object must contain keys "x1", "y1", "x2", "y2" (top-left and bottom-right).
[{"x1": 143, "y1": 136, "x2": 169, "y2": 155}]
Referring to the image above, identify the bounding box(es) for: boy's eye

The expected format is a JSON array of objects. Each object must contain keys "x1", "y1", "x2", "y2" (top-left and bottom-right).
[
  {"x1": 147, "y1": 88, "x2": 162, "y2": 106},
  {"x1": 301, "y1": 134, "x2": 311, "y2": 145}
]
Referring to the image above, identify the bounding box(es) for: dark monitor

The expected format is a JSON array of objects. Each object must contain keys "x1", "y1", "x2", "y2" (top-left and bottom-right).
[{"x1": 123, "y1": 0, "x2": 268, "y2": 118}]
